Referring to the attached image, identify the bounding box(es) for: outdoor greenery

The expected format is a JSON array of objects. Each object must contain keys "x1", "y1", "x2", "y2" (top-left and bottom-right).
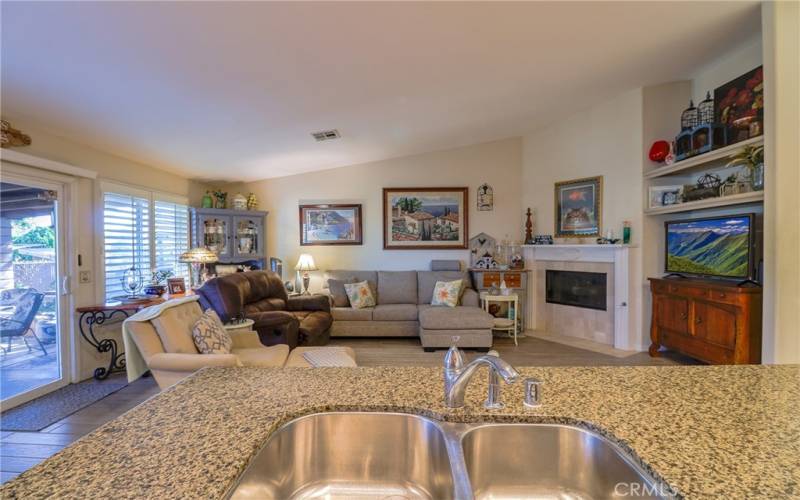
[{"x1": 11, "y1": 219, "x2": 55, "y2": 262}]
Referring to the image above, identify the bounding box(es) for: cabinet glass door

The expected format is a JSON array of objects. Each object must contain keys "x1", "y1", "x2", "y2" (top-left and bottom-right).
[
  {"x1": 233, "y1": 216, "x2": 262, "y2": 258},
  {"x1": 201, "y1": 216, "x2": 229, "y2": 258}
]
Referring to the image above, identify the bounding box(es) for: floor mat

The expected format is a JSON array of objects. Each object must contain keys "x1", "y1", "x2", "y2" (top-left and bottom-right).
[{"x1": 1, "y1": 376, "x2": 127, "y2": 431}]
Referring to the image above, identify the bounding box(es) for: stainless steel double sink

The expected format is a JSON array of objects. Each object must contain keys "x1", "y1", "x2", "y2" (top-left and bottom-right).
[{"x1": 228, "y1": 412, "x2": 669, "y2": 499}]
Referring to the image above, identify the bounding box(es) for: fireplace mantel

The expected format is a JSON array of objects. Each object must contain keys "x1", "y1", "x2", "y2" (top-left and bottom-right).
[{"x1": 523, "y1": 244, "x2": 634, "y2": 350}]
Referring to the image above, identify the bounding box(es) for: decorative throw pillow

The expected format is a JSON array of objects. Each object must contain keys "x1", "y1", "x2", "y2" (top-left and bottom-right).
[
  {"x1": 344, "y1": 281, "x2": 376, "y2": 309},
  {"x1": 191, "y1": 309, "x2": 233, "y2": 355},
  {"x1": 431, "y1": 280, "x2": 463, "y2": 307},
  {"x1": 327, "y1": 278, "x2": 356, "y2": 307}
]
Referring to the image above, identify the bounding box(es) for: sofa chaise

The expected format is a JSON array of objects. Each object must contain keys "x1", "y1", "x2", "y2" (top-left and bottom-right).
[{"x1": 323, "y1": 269, "x2": 494, "y2": 350}]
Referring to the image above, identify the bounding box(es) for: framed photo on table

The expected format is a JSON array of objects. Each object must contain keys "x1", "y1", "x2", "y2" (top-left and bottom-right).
[
  {"x1": 554, "y1": 176, "x2": 602, "y2": 238},
  {"x1": 383, "y1": 187, "x2": 468, "y2": 250},
  {"x1": 167, "y1": 277, "x2": 186, "y2": 295},
  {"x1": 299, "y1": 204, "x2": 363, "y2": 246}
]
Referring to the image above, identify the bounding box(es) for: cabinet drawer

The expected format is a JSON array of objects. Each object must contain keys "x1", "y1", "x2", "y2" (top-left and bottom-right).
[
  {"x1": 503, "y1": 273, "x2": 522, "y2": 288},
  {"x1": 666, "y1": 284, "x2": 709, "y2": 299},
  {"x1": 709, "y1": 289, "x2": 739, "y2": 305},
  {"x1": 482, "y1": 273, "x2": 502, "y2": 287}
]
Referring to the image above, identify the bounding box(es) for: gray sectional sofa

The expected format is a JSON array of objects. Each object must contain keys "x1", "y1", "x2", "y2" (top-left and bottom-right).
[{"x1": 322, "y1": 270, "x2": 494, "y2": 350}]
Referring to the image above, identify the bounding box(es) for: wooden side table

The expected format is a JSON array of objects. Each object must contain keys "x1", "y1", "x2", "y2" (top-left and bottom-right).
[{"x1": 480, "y1": 292, "x2": 520, "y2": 345}]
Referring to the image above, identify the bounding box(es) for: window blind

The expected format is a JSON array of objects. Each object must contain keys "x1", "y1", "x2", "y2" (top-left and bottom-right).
[
  {"x1": 154, "y1": 199, "x2": 190, "y2": 281},
  {"x1": 103, "y1": 192, "x2": 150, "y2": 301}
]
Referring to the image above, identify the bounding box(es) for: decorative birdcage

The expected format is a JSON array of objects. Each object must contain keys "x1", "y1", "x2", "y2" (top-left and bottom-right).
[
  {"x1": 698, "y1": 91, "x2": 714, "y2": 125},
  {"x1": 681, "y1": 100, "x2": 699, "y2": 131}
]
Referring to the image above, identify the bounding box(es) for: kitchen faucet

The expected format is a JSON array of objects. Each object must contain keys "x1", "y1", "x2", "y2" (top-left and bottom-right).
[{"x1": 443, "y1": 338, "x2": 520, "y2": 409}]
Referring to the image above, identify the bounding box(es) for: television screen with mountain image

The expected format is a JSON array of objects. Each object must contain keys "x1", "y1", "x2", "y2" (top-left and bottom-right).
[{"x1": 665, "y1": 214, "x2": 754, "y2": 279}]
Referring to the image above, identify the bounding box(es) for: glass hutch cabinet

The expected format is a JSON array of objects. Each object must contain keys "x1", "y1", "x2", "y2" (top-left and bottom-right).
[{"x1": 190, "y1": 208, "x2": 268, "y2": 268}]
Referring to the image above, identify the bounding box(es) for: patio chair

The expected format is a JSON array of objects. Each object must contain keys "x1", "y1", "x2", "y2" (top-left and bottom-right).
[{"x1": 0, "y1": 290, "x2": 47, "y2": 355}]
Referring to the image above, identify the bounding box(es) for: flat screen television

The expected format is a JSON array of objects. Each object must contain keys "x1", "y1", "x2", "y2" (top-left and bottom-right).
[{"x1": 665, "y1": 214, "x2": 755, "y2": 280}]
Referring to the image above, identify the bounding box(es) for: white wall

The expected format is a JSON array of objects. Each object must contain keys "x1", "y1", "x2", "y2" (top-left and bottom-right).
[
  {"x1": 222, "y1": 138, "x2": 523, "y2": 291},
  {"x1": 762, "y1": 1, "x2": 800, "y2": 364},
  {"x1": 691, "y1": 34, "x2": 763, "y2": 104}
]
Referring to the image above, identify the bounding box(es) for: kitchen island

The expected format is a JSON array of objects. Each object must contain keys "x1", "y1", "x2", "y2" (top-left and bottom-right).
[{"x1": 2, "y1": 364, "x2": 798, "y2": 499}]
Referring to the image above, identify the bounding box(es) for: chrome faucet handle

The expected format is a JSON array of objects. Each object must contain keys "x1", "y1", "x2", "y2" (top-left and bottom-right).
[
  {"x1": 524, "y1": 378, "x2": 542, "y2": 408},
  {"x1": 484, "y1": 350, "x2": 504, "y2": 410},
  {"x1": 443, "y1": 336, "x2": 464, "y2": 371}
]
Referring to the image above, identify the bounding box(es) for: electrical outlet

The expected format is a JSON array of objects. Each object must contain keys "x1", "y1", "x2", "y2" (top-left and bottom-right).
[{"x1": 79, "y1": 270, "x2": 92, "y2": 284}]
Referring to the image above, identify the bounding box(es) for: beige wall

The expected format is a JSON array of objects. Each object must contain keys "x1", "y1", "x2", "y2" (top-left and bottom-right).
[
  {"x1": 1, "y1": 116, "x2": 211, "y2": 381},
  {"x1": 762, "y1": 1, "x2": 800, "y2": 364},
  {"x1": 221, "y1": 138, "x2": 523, "y2": 291}
]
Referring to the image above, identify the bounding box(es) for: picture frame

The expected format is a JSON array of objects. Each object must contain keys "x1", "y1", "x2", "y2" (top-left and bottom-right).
[
  {"x1": 383, "y1": 187, "x2": 468, "y2": 250},
  {"x1": 554, "y1": 176, "x2": 602, "y2": 238},
  {"x1": 167, "y1": 277, "x2": 186, "y2": 295},
  {"x1": 714, "y1": 66, "x2": 763, "y2": 146},
  {"x1": 299, "y1": 204, "x2": 363, "y2": 246}
]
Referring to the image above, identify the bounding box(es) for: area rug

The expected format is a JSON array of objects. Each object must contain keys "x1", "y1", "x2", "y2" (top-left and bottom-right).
[{"x1": 0, "y1": 376, "x2": 127, "y2": 431}]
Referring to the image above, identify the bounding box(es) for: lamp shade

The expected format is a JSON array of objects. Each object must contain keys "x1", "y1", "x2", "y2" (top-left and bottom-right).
[
  {"x1": 179, "y1": 247, "x2": 219, "y2": 264},
  {"x1": 295, "y1": 253, "x2": 317, "y2": 272}
]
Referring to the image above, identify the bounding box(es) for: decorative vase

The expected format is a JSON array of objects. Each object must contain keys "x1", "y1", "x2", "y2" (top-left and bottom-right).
[
  {"x1": 751, "y1": 163, "x2": 764, "y2": 191},
  {"x1": 202, "y1": 192, "x2": 213, "y2": 208},
  {"x1": 232, "y1": 193, "x2": 247, "y2": 210}
]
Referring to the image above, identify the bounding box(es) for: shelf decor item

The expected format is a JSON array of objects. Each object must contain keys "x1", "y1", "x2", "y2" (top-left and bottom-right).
[
  {"x1": 524, "y1": 208, "x2": 534, "y2": 244},
  {"x1": 300, "y1": 204, "x2": 363, "y2": 246},
  {"x1": 649, "y1": 140, "x2": 670, "y2": 163},
  {"x1": 681, "y1": 100, "x2": 699, "y2": 131},
  {"x1": 469, "y1": 232, "x2": 497, "y2": 268},
  {"x1": 691, "y1": 124, "x2": 727, "y2": 156},
  {"x1": 120, "y1": 266, "x2": 144, "y2": 299},
  {"x1": 180, "y1": 247, "x2": 219, "y2": 287},
  {"x1": 649, "y1": 185, "x2": 683, "y2": 209},
  {"x1": 726, "y1": 144, "x2": 764, "y2": 191},
  {"x1": 246, "y1": 193, "x2": 258, "y2": 210},
  {"x1": 232, "y1": 193, "x2": 247, "y2": 210},
  {"x1": 698, "y1": 91, "x2": 715, "y2": 124},
  {"x1": 715, "y1": 66, "x2": 764, "y2": 146},
  {"x1": 201, "y1": 191, "x2": 213, "y2": 208},
  {"x1": 383, "y1": 187, "x2": 468, "y2": 250},
  {"x1": 554, "y1": 176, "x2": 602, "y2": 238},
  {"x1": 622, "y1": 221, "x2": 631, "y2": 244},
  {"x1": 0, "y1": 120, "x2": 31, "y2": 149},
  {"x1": 212, "y1": 190, "x2": 227, "y2": 209},
  {"x1": 682, "y1": 173, "x2": 722, "y2": 202}
]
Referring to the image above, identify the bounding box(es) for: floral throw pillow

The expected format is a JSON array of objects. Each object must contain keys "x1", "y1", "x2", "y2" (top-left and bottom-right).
[
  {"x1": 192, "y1": 309, "x2": 233, "y2": 354},
  {"x1": 344, "y1": 281, "x2": 376, "y2": 309},
  {"x1": 431, "y1": 280, "x2": 463, "y2": 307}
]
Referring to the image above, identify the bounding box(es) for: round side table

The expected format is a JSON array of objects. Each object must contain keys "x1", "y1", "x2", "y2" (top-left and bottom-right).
[
  {"x1": 223, "y1": 318, "x2": 255, "y2": 334},
  {"x1": 480, "y1": 292, "x2": 520, "y2": 346}
]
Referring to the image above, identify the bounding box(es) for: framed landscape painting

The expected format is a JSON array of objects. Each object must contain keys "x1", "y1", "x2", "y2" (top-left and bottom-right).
[
  {"x1": 299, "y1": 204, "x2": 362, "y2": 246},
  {"x1": 383, "y1": 187, "x2": 468, "y2": 249},
  {"x1": 554, "y1": 176, "x2": 602, "y2": 238}
]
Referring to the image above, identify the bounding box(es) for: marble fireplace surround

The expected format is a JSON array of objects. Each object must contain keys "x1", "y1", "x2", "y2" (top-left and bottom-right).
[{"x1": 522, "y1": 245, "x2": 630, "y2": 350}]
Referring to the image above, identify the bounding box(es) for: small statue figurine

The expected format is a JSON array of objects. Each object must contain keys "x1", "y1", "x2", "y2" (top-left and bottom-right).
[{"x1": 524, "y1": 208, "x2": 534, "y2": 245}]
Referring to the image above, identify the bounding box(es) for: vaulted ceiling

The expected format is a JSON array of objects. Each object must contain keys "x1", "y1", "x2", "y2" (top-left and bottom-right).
[{"x1": 1, "y1": 1, "x2": 761, "y2": 181}]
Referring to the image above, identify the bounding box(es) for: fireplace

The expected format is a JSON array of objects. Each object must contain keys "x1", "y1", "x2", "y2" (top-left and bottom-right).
[{"x1": 546, "y1": 270, "x2": 607, "y2": 311}]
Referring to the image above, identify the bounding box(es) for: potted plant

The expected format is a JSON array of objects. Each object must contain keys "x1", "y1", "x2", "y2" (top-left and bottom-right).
[
  {"x1": 144, "y1": 270, "x2": 174, "y2": 297},
  {"x1": 726, "y1": 144, "x2": 764, "y2": 191}
]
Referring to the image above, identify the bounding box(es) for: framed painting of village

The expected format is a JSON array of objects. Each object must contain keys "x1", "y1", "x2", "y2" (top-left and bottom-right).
[
  {"x1": 299, "y1": 204, "x2": 362, "y2": 245},
  {"x1": 554, "y1": 176, "x2": 602, "y2": 238},
  {"x1": 383, "y1": 188, "x2": 468, "y2": 249}
]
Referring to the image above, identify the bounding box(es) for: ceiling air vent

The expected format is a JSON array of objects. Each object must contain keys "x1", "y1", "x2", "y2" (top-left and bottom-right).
[{"x1": 311, "y1": 129, "x2": 341, "y2": 142}]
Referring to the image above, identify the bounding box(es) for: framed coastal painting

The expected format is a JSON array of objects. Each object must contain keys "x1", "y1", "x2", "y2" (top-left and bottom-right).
[
  {"x1": 383, "y1": 187, "x2": 468, "y2": 250},
  {"x1": 299, "y1": 204, "x2": 362, "y2": 246},
  {"x1": 554, "y1": 176, "x2": 602, "y2": 238}
]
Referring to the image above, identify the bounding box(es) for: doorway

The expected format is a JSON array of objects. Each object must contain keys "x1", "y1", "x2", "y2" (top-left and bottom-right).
[{"x1": 0, "y1": 175, "x2": 71, "y2": 409}]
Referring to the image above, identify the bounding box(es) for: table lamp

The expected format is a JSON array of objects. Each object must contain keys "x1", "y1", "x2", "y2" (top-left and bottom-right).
[
  {"x1": 295, "y1": 253, "x2": 317, "y2": 295},
  {"x1": 179, "y1": 247, "x2": 219, "y2": 287}
]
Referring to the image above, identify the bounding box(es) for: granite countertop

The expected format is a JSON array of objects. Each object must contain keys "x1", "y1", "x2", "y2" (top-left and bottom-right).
[{"x1": 2, "y1": 364, "x2": 799, "y2": 499}]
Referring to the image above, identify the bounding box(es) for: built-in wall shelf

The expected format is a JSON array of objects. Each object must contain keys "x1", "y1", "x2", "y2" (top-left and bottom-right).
[
  {"x1": 644, "y1": 136, "x2": 763, "y2": 179},
  {"x1": 644, "y1": 190, "x2": 764, "y2": 215}
]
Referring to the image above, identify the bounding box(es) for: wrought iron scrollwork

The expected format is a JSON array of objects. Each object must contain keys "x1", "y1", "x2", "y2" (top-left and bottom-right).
[{"x1": 78, "y1": 309, "x2": 131, "y2": 380}]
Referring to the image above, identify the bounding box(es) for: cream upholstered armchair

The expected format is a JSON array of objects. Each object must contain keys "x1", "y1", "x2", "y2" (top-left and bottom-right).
[{"x1": 124, "y1": 299, "x2": 291, "y2": 389}]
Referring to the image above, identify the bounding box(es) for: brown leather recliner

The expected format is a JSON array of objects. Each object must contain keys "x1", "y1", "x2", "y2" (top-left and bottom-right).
[{"x1": 196, "y1": 271, "x2": 332, "y2": 348}]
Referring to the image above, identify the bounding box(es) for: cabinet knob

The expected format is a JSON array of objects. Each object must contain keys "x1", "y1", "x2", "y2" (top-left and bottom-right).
[
  {"x1": 680, "y1": 313, "x2": 688, "y2": 320},
  {"x1": 695, "y1": 317, "x2": 703, "y2": 324},
  {"x1": 719, "y1": 292, "x2": 726, "y2": 298}
]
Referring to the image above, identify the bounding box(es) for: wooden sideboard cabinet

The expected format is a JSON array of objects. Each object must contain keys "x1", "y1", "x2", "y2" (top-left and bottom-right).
[{"x1": 648, "y1": 277, "x2": 762, "y2": 364}]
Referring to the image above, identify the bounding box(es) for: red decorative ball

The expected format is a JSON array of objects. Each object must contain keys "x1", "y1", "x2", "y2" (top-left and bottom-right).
[{"x1": 649, "y1": 140, "x2": 670, "y2": 162}]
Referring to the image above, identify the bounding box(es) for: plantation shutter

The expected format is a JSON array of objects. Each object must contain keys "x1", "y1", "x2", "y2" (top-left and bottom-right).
[
  {"x1": 154, "y1": 198, "x2": 190, "y2": 281},
  {"x1": 103, "y1": 191, "x2": 150, "y2": 301}
]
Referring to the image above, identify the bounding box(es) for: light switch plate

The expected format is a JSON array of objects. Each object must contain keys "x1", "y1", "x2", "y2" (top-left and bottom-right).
[{"x1": 79, "y1": 270, "x2": 92, "y2": 284}]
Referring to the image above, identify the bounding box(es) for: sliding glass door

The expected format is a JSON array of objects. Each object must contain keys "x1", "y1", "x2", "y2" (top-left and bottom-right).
[{"x1": 0, "y1": 171, "x2": 70, "y2": 409}]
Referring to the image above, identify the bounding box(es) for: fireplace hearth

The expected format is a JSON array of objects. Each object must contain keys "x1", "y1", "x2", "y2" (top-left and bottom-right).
[{"x1": 546, "y1": 270, "x2": 607, "y2": 311}]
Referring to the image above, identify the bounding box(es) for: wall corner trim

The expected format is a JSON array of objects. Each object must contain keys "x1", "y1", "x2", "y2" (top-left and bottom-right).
[{"x1": 1, "y1": 149, "x2": 98, "y2": 179}]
